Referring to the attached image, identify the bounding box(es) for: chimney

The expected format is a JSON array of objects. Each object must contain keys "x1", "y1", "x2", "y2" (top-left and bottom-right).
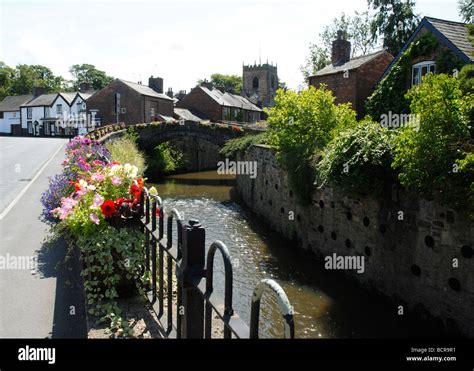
[
  {"x1": 166, "y1": 87, "x2": 174, "y2": 99},
  {"x1": 32, "y1": 86, "x2": 48, "y2": 97},
  {"x1": 200, "y1": 80, "x2": 213, "y2": 90},
  {"x1": 176, "y1": 90, "x2": 187, "y2": 100},
  {"x1": 79, "y1": 82, "x2": 92, "y2": 92},
  {"x1": 331, "y1": 30, "x2": 351, "y2": 66},
  {"x1": 148, "y1": 76, "x2": 163, "y2": 94}
]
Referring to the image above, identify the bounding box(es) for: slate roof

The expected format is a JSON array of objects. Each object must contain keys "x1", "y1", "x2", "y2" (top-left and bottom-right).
[
  {"x1": 311, "y1": 50, "x2": 388, "y2": 77},
  {"x1": 199, "y1": 86, "x2": 262, "y2": 111},
  {"x1": 425, "y1": 17, "x2": 474, "y2": 61},
  {"x1": 380, "y1": 17, "x2": 474, "y2": 80},
  {"x1": 174, "y1": 108, "x2": 204, "y2": 122},
  {"x1": 0, "y1": 94, "x2": 33, "y2": 111},
  {"x1": 61, "y1": 92, "x2": 78, "y2": 105},
  {"x1": 22, "y1": 93, "x2": 59, "y2": 107},
  {"x1": 119, "y1": 79, "x2": 173, "y2": 101}
]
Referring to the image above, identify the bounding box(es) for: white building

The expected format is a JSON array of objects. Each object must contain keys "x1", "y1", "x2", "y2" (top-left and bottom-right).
[
  {"x1": 20, "y1": 91, "x2": 96, "y2": 136},
  {"x1": 0, "y1": 95, "x2": 34, "y2": 134}
]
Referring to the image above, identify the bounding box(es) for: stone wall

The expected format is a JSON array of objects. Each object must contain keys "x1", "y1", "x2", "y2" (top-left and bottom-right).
[{"x1": 235, "y1": 144, "x2": 474, "y2": 337}]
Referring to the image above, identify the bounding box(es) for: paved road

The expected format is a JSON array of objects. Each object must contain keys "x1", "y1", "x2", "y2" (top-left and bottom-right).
[{"x1": 0, "y1": 137, "x2": 87, "y2": 338}]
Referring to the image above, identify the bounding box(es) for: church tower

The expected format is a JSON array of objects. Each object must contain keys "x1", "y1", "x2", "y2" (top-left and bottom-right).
[{"x1": 242, "y1": 62, "x2": 278, "y2": 108}]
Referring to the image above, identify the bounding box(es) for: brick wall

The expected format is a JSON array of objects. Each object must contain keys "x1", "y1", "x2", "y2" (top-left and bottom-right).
[
  {"x1": 309, "y1": 52, "x2": 393, "y2": 118},
  {"x1": 87, "y1": 80, "x2": 174, "y2": 125}
]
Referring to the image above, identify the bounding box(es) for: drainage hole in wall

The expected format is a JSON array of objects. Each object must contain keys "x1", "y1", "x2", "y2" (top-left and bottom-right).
[
  {"x1": 424, "y1": 235, "x2": 435, "y2": 248},
  {"x1": 317, "y1": 225, "x2": 324, "y2": 233},
  {"x1": 364, "y1": 246, "x2": 371, "y2": 256},
  {"x1": 448, "y1": 278, "x2": 461, "y2": 292},
  {"x1": 461, "y1": 245, "x2": 472, "y2": 258},
  {"x1": 411, "y1": 264, "x2": 421, "y2": 276},
  {"x1": 331, "y1": 231, "x2": 337, "y2": 240},
  {"x1": 363, "y1": 217, "x2": 370, "y2": 227},
  {"x1": 345, "y1": 239, "x2": 352, "y2": 248},
  {"x1": 346, "y1": 212, "x2": 352, "y2": 221},
  {"x1": 319, "y1": 200, "x2": 325, "y2": 209}
]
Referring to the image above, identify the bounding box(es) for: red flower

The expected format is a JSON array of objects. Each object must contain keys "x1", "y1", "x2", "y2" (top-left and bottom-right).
[
  {"x1": 130, "y1": 183, "x2": 141, "y2": 197},
  {"x1": 136, "y1": 178, "x2": 144, "y2": 188},
  {"x1": 156, "y1": 207, "x2": 161, "y2": 215},
  {"x1": 100, "y1": 200, "x2": 116, "y2": 217},
  {"x1": 74, "y1": 183, "x2": 81, "y2": 192},
  {"x1": 112, "y1": 161, "x2": 121, "y2": 165}
]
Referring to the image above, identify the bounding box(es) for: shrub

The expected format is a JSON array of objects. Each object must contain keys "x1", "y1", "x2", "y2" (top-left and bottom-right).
[
  {"x1": 220, "y1": 132, "x2": 268, "y2": 157},
  {"x1": 266, "y1": 86, "x2": 357, "y2": 203},
  {"x1": 146, "y1": 143, "x2": 184, "y2": 179},
  {"x1": 392, "y1": 73, "x2": 473, "y2": 208},
  {"x1": 315, "y1": 119, "x2": 395, "y2": 196},
  {"x1": 105, "y1": 137, "x2": 147, "y2": 177},
  {"x1": 366, "y1": 33, "x2": 465, "y2": 120},
  {"x1": 40, "y1": 174, "x2": 74, "y2": 224}
]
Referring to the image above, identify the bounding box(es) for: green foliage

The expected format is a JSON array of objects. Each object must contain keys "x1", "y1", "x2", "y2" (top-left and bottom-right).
[
  {"x1": 301, "y1": 11, "x2": 375, "y2": 81},
  {"x1": 146, "y1": 143, "x2": 185, "y2": 179},
  {"x1": 220, "y1": 132, "x2": 268, "y2": 157},
  {"x1": 458, "y1": 0, "x2": 474, "y2": 23},
  {"x1": 267, "y1": 86, "x2": 357, "y2": 202},
  {"x1": 105, "y1": 136, "x2": 147, "y2": 177},
  {"x1": 69, "y1": 63, "x2": 114, "y2": 90},
  {"x1": 78, "y1": 225, "x2": 144, "y2": 336},
  {"x1": 316, "y1": 120, "x2": 395, "y2": 195},
  {"x1": 368, "y1": 0, "x2": 420, "y2": 56},
  {"x1": 198, "y1": 73, "x2": 242, "y2": 94},
  {"x1": 365, "y1": 32, "x2": 465, "y2": 120},
  {"x1": 392, "y1": 73, "x2": 473, "y2": 208},
  {"x1": 459, "y1": 64, "x2": 474, "y2": 94}
]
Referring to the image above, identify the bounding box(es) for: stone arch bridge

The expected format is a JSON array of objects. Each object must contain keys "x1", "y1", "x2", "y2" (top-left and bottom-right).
[{"x1": 96, "y1": 122, "x2": 264, "y2": 172}]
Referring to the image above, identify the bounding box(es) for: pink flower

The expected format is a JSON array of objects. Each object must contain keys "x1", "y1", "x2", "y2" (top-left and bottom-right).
[
  {"x1": 91, "y1": 193, "x2": 104, "y2": 209},
  {"x1": 89, "y1": 213, "x2": 100, "y2": 225},
  {"x1": 111, "y1": 176, "x2": 122, "y2": 186},
  {"x1": 91, "y1": 172, "x2": 105, "y2": 183}
]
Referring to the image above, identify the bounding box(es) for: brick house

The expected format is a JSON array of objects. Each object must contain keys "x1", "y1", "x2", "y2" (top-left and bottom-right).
[
  {"x1": 379, "y1": 17, "x2": 474, "y2": 89},
  {"x1": 176, "y1": 84, "x2": 262, "y2": 123},
  {"x1": 86, "y1": 77, "x2": 173, "y2": 125},
  {"x1": 308, "y1": 31, "x2": 393, "y2": 117}
]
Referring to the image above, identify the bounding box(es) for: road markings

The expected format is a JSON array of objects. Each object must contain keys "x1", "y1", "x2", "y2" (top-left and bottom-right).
[{"x1": 0, "y1": 143, "x2": 65, "y2": 220}]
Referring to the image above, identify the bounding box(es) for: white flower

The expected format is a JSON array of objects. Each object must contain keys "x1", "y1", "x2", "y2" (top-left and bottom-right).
[{"x1": 149, "y1": 186, "x2": 158, "y2": 196}]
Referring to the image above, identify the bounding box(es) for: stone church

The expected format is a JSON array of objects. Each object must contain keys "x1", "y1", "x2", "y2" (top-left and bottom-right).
[{"x1": 241, "y1": 62, "x2": 278, "y2": 108}]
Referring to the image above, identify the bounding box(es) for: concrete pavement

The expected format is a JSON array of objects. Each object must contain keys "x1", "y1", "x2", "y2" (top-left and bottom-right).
[{"x1": 0, "y1": 137, "x2": 87, "y2": 338}]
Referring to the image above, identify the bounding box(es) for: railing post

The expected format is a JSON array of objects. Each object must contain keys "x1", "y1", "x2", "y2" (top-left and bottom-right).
[{"x1": 180, "y1": 219, "x2": 206, "y2": 338}]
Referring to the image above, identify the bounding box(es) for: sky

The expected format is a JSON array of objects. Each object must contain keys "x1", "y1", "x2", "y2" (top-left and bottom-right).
[{"x1": 0, "y1": 0, "x2": 462, "y2": 93}]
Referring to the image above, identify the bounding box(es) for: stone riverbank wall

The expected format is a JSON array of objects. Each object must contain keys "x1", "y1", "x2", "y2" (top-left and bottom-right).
[{"x1": 235, "y1": 144, "x2": 474, "y2": 337}]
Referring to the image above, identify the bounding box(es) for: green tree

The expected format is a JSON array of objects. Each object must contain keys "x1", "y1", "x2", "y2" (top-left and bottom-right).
[
  {"x1": 300, "y1": 44, "x2": 330, "y2": 82},
  {"x1": 198, "y1": 73, "x2": 242, "y2": 94},
  {"x1": 458, "y1": 0, "x2": 474, "y2": 23},
  {"x1": 9, "y1": 64, "x2": 67, "y2": 95},
  {"x1": 301, "y1": 11, "x2": 376, "y2": 82},
  {"x1": 0, "y1": 62, "x2": 15, "y2": 100},
  {"x1": 267, "y1": 86, "x2": 357, "y2": 202},
  {"x1": 392, "y1": 73, "x2": 472, "y2": 207},
  {"x1": 69, "y1": 64, "x2": 114, "y2": 90},
  {"x1": 368, "y1": 0, "x2": 420, "y2": 56}
]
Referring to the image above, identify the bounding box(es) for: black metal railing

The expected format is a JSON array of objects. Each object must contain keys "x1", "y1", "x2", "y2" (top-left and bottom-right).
[{"x1": 138, "y1": 187, "x2": 295, "y2": 339}]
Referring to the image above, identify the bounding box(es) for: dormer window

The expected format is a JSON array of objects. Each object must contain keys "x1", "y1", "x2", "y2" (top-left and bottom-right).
[
  {"x1": 56, "y1": 104, "x2": 63, "y2": 115},
  {"x1": 412, "y1": 61, "x2": 435, "y2": 86}
]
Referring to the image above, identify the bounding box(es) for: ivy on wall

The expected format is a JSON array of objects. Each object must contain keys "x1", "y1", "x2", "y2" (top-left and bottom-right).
[{"x1": 365, "y1": 32, "x2": 465, "y2": 120}]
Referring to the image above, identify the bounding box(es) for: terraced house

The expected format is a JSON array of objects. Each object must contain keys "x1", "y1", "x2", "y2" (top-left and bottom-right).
[
  {"x1": 176, "y1": 83, "x2": 262, "y2": 123},
  {"x1": 19, "y1": 89, "x2": 95, "y2": 137}
]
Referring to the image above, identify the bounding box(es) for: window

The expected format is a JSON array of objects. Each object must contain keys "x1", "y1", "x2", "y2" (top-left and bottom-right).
[
  {"x1": 56, "y1": 104, "x2": 63, "y2": 115},
  {"x1": 27, "y1": 108, "x2": 32, "y2": 119},
  {"x1": 0, "y1": 112, "x2": 3, "y2": 119},
  {"x1": 223, "y1": 107, "x2": 231, "y2": 120},
  {"x1": 252, "y1": 76, "x2": 259, "y2": 90},
  {"x1": 412, "y1": 61, "x2": 435, "y2": 86},
  {"x1": 77, "y1": 101, "x2": 83, "y2": 111}
]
